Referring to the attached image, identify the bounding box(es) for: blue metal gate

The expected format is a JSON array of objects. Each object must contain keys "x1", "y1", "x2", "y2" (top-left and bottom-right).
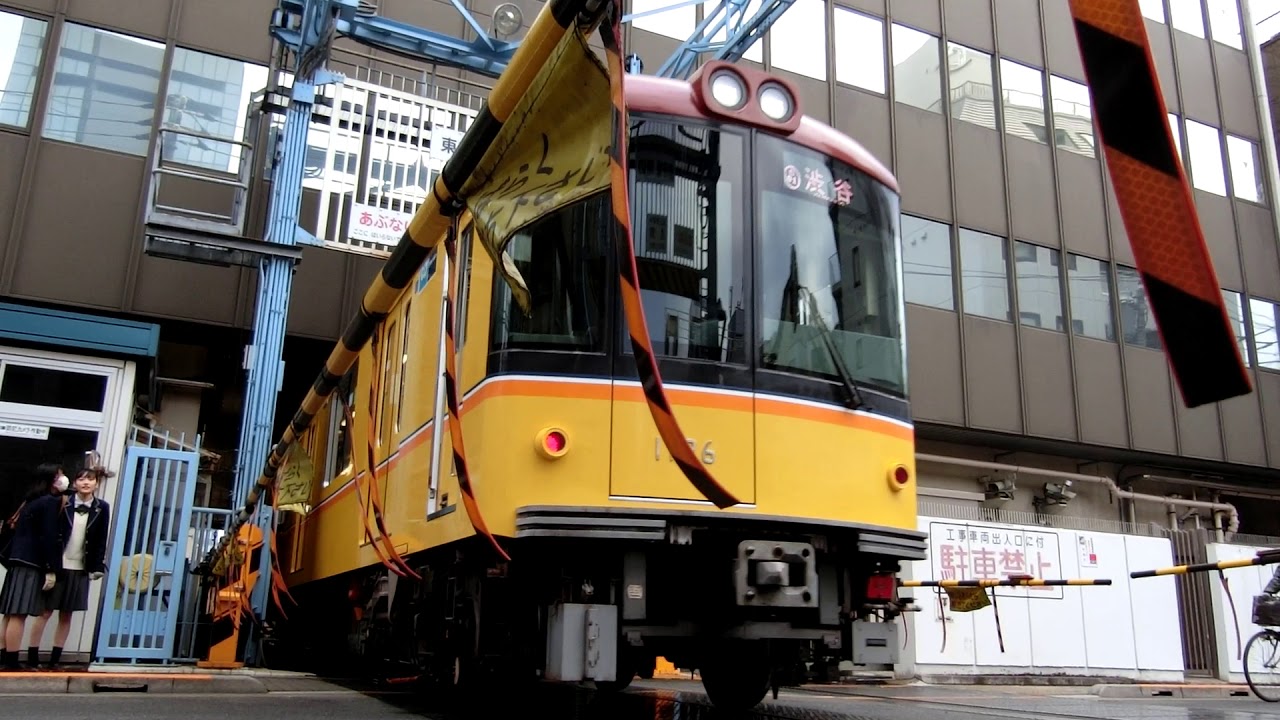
[{"x1": 94, "y1": 445, "x2": 200, "y2": 663}]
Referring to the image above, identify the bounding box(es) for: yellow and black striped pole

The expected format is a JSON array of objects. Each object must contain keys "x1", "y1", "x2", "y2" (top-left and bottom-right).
[
  {"x1": 900, "y1": 578, "x2": 1113, "y2": 588},
  {"x1": 196, "y1": 0, "x2": 603, "y2": 575},
  {"x1": 1130, "y1": 550, "x2": 1280, "y2": 579}
]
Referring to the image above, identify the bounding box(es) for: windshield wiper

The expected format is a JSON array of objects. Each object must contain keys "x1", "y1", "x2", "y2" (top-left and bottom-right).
[{"x1": 800, "y1": 288, "x2": 868, "y2": 411}]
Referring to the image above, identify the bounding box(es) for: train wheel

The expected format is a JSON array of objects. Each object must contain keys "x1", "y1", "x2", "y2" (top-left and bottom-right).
[
  {"x1": 698, "y1": 641, "x2": 771, "y2": 712},
  {"x1": 593, "y1": 644, "x2": 637, "y2": 693}
]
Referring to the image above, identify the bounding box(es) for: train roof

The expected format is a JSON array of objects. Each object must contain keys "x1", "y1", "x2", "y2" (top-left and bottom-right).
[{"x1": 623, "y1": 73, "x2": 900, "y2": 194}]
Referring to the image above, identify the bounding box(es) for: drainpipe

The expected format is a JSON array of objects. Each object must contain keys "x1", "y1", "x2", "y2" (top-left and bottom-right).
[{"x1": 916, "y1": 454, "x2": 1241, "y2": 535}]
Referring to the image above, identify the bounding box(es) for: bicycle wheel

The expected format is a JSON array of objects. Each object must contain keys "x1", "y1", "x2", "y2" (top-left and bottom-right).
[{"x1": 1245, "y1": 630, "x2": 1280, "y2": 702}]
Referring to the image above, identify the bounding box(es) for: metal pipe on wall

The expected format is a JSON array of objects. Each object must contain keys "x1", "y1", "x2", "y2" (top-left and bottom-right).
[{"x1": 915, "y1": 453, "x2": 1241, "y2": 535}]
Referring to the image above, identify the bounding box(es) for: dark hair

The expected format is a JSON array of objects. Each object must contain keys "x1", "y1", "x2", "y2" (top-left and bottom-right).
[{"x1": 21, "y1": 463, "x2": 65, "y2": 502}]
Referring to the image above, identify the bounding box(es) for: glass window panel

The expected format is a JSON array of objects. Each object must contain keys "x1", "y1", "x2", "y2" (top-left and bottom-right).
[
  {"x1": 42, "y1": 23, "x2": 165, "y2": 156},
  {"x1": 959, "y1": 227, "x2": 1010, "y2": 321},
  {"x1": 1251, "y1": 297, "x2": 1280, "y2": 370},
  {"x1": 0, "y1": 364, "x2": 107, "y2": 412},
  {"x1": 1116, "y1": 265, "x2": 1161, "y2": 350},
  {"x1": 1000, "y1": 58, "x2": 1047, "y2": 144},
  {"x1": 1140, "y1": 0, "x2": 1166, "y2": 22},
  {"x1": 703, "y1": 0, "x2": 763, "y2": 61},
  {"x1": 1207, "y1": 0, "x2": 1242, "y2": 48},
  {"x1": 0, "y1": 11, "x2": 49, "y2": 129},
  {"x1": 1170, "y1": 0, "x2": 1206, "y2": 36},
  {"x1": 1013, "y1": 241, "x2": 1063, "y2": 330},
  {"x1": 834, "y1": 8, "x2": 885, "y2": 94},
  {"x1": 1186, "y1": 119, "x2": 1227, "y2": 196},
  {"x1": 163, "y1": 47, "x2": 269, "y2": 174},
  {"x1": 901, "y1": 214, "x2": 953, "y2": 310},
  {"x1": 632, "y1": 0, "x2": 695, "y2": 40},
  {"x1": 891, "y1": 24, "x2": 941, "y2": 113},
  {"x1": 1223, "y1": 289, "x2": 1250, "y2": 366},
  {"x1": 946, "y1": 42, "x2": 996, "y2": 131},
  {"x1": 1227, "y1": 134, "x2": 1264, "y2": 204},
  {"x1": 770, "y1": 0, "x2": 826, "y2": 80},
  {"x1": 1049, "y1": 75, "x2": 1094, "y2": 157},
  {"x1": 1169, "y1": 112, "x2": 1183, "y2": 161},
  {"x1": 1067, "y1": 254, "x2": 1115, "y2": 341}
]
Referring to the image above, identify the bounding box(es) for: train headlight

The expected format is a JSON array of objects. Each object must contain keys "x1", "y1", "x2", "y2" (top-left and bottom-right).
[
  {"x1": 535, "y1": 427, "x2": 569, "y2": 460},
  {"x1": 887, "y1": 464, "x2": 911, "y2": 492},
  {"x1": 758, "y1": 82, "x2": 794, "y2": 122},
  {"x1": 709, "y1": 69, "x2": 747, "y2": 110}
]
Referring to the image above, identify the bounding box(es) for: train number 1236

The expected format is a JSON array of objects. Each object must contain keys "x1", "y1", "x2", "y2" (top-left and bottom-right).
[{"x1": 654, "y1": 438, "x2": 716, "y2": 465}]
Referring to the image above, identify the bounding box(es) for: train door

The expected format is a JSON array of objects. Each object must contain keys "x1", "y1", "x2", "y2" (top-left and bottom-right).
[{"x1": 609, "y1": 117, "x2": 755, "y2": 505}]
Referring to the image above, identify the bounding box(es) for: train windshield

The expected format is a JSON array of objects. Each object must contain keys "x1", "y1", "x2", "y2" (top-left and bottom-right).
[{"x1": 755, "y1": 134, "x2": 906, "y2": 397}]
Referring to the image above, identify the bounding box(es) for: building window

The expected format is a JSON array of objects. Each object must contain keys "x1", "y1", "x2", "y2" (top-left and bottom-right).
[
  {"x1": 162, "y1": 47, "x2": 269, "y2": 174},
  {"x1": 1223, "y1": 289, "x2": 1250, "y2": 366},
  {"x1": 959, "y1": 227, "x2": 1010, "y2": 322},
  {"x1": 901, "y1": 214, "x2": 954, "y2": 310},
  {"x1": 1140, "y1": 0, "x2": 1166, "y2": 22},
  {"x1": 1049, "y1": 75, "x2": 1094, "y2": 157},
  {"x1": 0, "y1": 11, "x2": 49, "y2": 130},
  {"x1": 700, "y1": 0, "x2": 763, "y2": 62},
  {"x1": 1169, "y1": 0, "x2": 1206, "y2": 37},
  {"x1": 1116, "y1": 265, "x2": 1161, "y2": 350},
  {"x1": 1207, "y1": 0, "x2": 1243, "y2": 49},
  {"x1": 42, "y1": 23, "x2": 165, "y2": 157},
  {"x1": 1168, "y1": 113, "x2": 1184, "y2": 162},
  {"x1": 1185, "y1": 119, "x2": 1227, "y2": 196},
  {"x1": 1227, "y1": 134, "x2": 1264, "y2": 204},
  {"x1": 945, "y1": 42, "x2": 995, "y2": 131},
  {"x1": 1014, "y1": 241, "x2": 1062, "y2": 330},
  {"x1": 769, "y1": 0, "x2": 826, "y2": 81},
  {"x1": 891, "y1": 24, "x2": 941, "y2": 114},
  {"x1": 1251, "y1": 297, "x2": 1280, "y2": 370},
  {"x1": 1067, "y1": 254, "x2": 1115, "y2": 342},
  {"x1": 833, "y1": 8, "x2": 885, "y2": 94},
  {"x1": 1000, "y1": 58, "x2": 1046, "y2": 144}
]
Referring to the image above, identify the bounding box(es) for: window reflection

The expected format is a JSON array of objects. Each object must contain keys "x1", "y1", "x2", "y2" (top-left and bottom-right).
[
  {"x1": 901, "y1": 214, "x2": 954, "y2": 310},
  {"x1": 1116, "y1": 265, "x2": 1161, "y2": 350},
  {"x1": 1049, "y1": 75, "x2": 1094, "y2": 157},
  {"x1": 43, "y1": 23, "x2": 165, "y2": 156},
  {"x1": 0, "y1": 10, "x2": 48, "y2": 129},
  {"x1": 1186, "y1": 119, "x2": 1226, "y2": 196},
  {"x1": 1207, "y1": 0, "x2": 1243, "y2": 49},
  {"x1": 1251, "y1": 297, "x2": 1280, "y2": 370},
  {"x1": 489, "y1": 195, "x2": 611, "y2": 354},
  {"x1": 1067, "y1": 254, "x2": 1115, "y2": 341},
  {"x1": 1000, "y1": 58, "x2": 1047, "y2": 144},
  {"x1": 1223, "y1": 289, "x2": 1250, "y2": 367},
  {"x1": 834, "y1": 8, "x2": 885, "y2": 94},
  {"x1": 630, "y1": 118, "x2": 747, "y2": 363},
  {"x1": 163, "y1": 47, "x2": 269, "y2": 174},
  {"x1": 1013, "y1": 241, "x2": 1062, "y2": 330},
  {"x1": 1169, "y1": 0, "x2": 1206, "y2": 37},
  {"x1": 959, "y1": 228, "x2": 1010, "y2": 322},
  {"x1": 770, "y1": 0, "x2": 826, "y2": 81},
  {"x1": 947, "y1": 42, "x2": 996, "y2": 131},
  {"x1": 892, "y1": 24, "x2": 941, "y2": 113},
  {"x1": 702, "y1": 0, "x2": 763, "y2": 62},
  {"x1": 1169, "y1": 113, "x2": 1183, "y2": 161},
  {"x1": 1227, "y1": 135, "x2": 1263, "y2": 204}
]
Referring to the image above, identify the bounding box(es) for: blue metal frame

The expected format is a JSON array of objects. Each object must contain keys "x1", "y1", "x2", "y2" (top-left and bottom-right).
[{"x1": 95, "y1": 446, "x2": 201, "y2": 663}]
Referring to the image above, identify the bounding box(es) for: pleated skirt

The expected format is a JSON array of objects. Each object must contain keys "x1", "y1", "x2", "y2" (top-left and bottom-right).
[
  {"x1": 47, "y1": 570, "x2": 90, "y2": 612},
  {"x1": 0, "y1": 564, "x2": 47, "y2": 617}
]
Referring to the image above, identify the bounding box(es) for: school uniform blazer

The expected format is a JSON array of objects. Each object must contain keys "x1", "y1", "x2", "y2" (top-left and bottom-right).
[
  {"x1": 7, "y1": 494, "x2": 64, "y2": 571},
  {"x1": 59, "y1": 497, "x2": 110, "y2": 575}
]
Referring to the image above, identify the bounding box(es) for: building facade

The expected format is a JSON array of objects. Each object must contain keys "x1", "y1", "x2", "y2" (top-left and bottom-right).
[{"x1": 0, "y1": 0, "x2": 1276, "y2": 675}]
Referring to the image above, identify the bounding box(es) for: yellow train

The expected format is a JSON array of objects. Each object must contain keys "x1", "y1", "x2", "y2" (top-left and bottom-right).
[{"x1": 277, "y1": 60, "x2": 923, "y2": 711}]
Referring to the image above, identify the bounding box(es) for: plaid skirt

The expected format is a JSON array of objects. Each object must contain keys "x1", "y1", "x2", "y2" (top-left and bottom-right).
[
  {"x1": 46, "y1": 569, "x2": 90, "y2": 612},
  {"x1": 0, "y1": 564, "x2": 47, "y2": 617}
]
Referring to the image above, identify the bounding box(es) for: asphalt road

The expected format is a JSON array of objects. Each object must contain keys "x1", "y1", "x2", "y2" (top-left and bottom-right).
[{"x1": 0, "y1": 679, "x2": 1277, "y2": 720}]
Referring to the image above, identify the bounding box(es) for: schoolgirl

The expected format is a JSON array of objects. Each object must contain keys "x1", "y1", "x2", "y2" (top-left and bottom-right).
[
  {"x1": 0, "y1": 465, "x2": 66, "y2": 671},
  {"x1": 29, "y1": 465, "x2": 111, "y2": 670}
]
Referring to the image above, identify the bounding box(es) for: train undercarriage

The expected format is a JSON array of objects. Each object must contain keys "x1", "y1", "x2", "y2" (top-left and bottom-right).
[{"x1": 273, "y1": 507, "x2": 926, "y2": 711}]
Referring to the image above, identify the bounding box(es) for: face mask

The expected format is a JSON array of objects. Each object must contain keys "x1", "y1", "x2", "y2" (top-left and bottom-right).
[{"x1": 53, "y1": 475, "x2": 68, "y2": 493}]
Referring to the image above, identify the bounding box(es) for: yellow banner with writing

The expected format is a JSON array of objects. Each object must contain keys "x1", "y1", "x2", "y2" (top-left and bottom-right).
[
  {"x1": 943, "y1": 586, "x2": 992, "y2": 613},
  {"x1": 459, "y1": 24, "x2": 612, "y2": 315},
  {"x1": 275, "y1": 442, "x2": 315, "y2": 515}
]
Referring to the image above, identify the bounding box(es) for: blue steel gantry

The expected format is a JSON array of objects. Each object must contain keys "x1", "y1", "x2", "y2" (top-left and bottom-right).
[{"x1": 163, "y1": 0, "x2": 797, "y2": 663}]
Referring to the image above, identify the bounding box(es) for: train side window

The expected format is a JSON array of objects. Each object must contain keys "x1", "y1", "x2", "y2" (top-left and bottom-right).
[
  {"x1": 456, "y1": 226, "x2": 474, "y2": 352},
  {"x1": 488, "y1": 195, "x2": 611, "y2": 354},
  {"x1": 396, "y1": 299, "x2": 411, "y2": 433},
  {"x1": 379, "y1": 321, "x2": 398, "y2": 447},
  {"x1": 323, "y1": 363, "x2": 358, "y2": 488}
]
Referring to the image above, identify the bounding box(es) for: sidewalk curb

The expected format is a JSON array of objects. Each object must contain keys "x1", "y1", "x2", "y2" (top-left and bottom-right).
[
  {"x1": 1091, "y1": 683, "x2": 1252, "y2": 699},
  {"x1": 0, "y1": 673, "x2": 269, "y2": 694}
]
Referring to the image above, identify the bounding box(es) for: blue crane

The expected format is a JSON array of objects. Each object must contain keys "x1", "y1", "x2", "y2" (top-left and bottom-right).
[{"x1": 224, "y1": 0, "x2": 796, "y2": 663}]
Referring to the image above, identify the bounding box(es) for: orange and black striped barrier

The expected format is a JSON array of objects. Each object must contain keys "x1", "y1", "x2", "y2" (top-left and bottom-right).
[
  {"x1": 1130, "y1": 549, "x2": 1280, "y2": 579},
  {"x1": 1067, "y1": 0, "x2": 1251, "y2": 408},
  {"x1": 901, "y1": 578, "x2": 1112, "y2": 588}
]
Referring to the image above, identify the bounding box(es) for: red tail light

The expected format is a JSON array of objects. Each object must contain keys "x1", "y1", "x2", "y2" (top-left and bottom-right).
[{"x1": 866, "y1": 573, "x2": 896, "y2": 601}]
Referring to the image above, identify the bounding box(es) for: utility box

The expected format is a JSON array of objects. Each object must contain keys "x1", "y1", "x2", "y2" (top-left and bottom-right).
[
  {"x1": 544, "y1": 603, "x2": 617, "y2": 682},
  {"x1": 850, "y1": 621, "x2": 898, "y2": 666}
]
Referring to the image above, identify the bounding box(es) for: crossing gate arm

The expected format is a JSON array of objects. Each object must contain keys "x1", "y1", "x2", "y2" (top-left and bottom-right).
[
  {"x1": 195, "y1": 0, "x2": 606, "y2": 576},
  {"x1": 1130, "y1": 552, "x2": 1280, "y2": 579}
]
